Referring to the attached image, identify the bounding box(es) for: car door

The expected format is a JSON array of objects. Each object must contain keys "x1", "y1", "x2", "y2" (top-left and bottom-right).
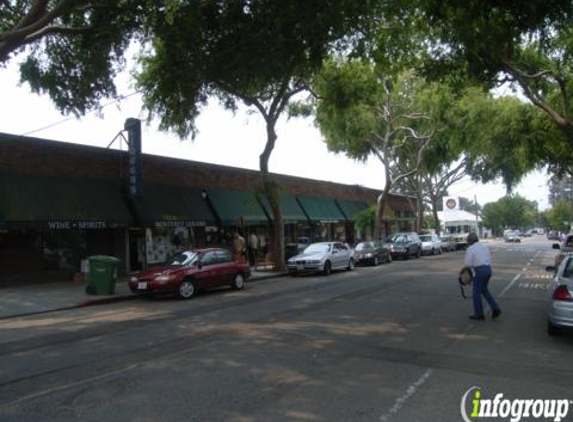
[
  {"x1": 333, "y1": 243, "x2": 347, "y2": 268},
  {"x1": 195, "y1": 251, "x2": 221, "y2": 288},
  {"x1": 215, "y1": 249, "x2": 237, "y2": 285}
]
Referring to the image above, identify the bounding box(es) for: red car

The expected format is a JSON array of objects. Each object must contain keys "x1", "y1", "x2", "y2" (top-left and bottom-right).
[{"x1": 129, "y1": 248, "x2": 250, "y2": 299}]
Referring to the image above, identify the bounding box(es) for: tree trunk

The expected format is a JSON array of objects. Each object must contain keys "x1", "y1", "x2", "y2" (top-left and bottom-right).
[
  {"x1": 260, "y1": 121, "x2": 286, "y2": 271},
  {"x1": 431, "y1": 197, "x2": 441, "y2": 235},
  {"x1": 375, "y1": 182, "x2": 392, "y2": 239}
]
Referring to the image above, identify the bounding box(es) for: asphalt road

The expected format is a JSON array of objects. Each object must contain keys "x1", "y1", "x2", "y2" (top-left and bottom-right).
[{"x1": 0, "y1": 236, "x2": 572, "y2": 422}]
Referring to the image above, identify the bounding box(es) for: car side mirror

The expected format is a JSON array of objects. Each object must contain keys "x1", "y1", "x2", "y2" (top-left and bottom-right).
[
  {"x1": 552, "y1": 243, "x2": 561, "y2": 250},
  {"x1": 546, "y1": 265, "x2": 556, "y2": 272}
]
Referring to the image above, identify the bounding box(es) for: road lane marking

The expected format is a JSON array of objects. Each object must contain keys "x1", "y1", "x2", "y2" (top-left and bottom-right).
[
  {"x1": 1, "y1": 364, "x2": 139, "y2": 408},
  {"x1": 499, "y1": 274, "x2": 521, "y2": 298},
  {"x1": 379, "y1": 369, "x2": 433, "y2": 422}
]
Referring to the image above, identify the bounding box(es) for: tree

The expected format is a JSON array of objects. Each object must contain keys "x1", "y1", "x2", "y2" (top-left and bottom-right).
[
  {"x1": 481, "y1": 195, "x2": 537, "y2": 235},
  {"x1": 411, "y1": 0, "x2": 573, "y2": 173},
  {"x1": 135, "y1": 0, "x2": 379, "y2": 270},
  {"x1": 1, "y1": 1, "x2": 146, "y2": 115},
  {"x1": 309, "y1": 64, "x2": 434, "y2": 237},
  {"x1": 548, "y1": 200, "x2": 573, "y2": 232}
]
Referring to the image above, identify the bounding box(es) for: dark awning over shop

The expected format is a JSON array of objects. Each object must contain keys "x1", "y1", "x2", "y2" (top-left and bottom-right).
[
  {"x1": 205, "y1": 188, "x2": 268, "y2": 226},
  {"x1": 0, "y1": 173, "x2": 131, "y2": 229},
  {"x1": 130, "y1": 184, "x2": 215, "y2": 228},
  {"x1": 259, "y1": 194, "x2": 308, "y2": 223},
  {"x1": 336, "y1": 200, "x2": 369, "y2": 221},
  {"x1": 297, "y1": 196, "x2": 345, "y2": 223}
]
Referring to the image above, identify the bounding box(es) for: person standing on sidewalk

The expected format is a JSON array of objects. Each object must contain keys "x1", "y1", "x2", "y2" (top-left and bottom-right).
[
  {"x1": 248, "y1": 232, "x2": 259, "y2": 267},
  {"x1": 464, "y1": 232, "x2": 502, "y2": 321}
]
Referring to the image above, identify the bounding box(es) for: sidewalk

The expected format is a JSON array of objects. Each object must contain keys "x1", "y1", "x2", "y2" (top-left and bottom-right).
[{"x1": 0, "y1": 270, "x2": 286, "y2": 320}]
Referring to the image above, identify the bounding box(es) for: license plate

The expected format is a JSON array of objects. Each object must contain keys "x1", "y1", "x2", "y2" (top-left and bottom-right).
[
  {"x1": 137, "y1": 282, "x2": 148, "y2": 290},
  {"x1": 297, "y1": 264, "x2": 304, "y2": 271}
]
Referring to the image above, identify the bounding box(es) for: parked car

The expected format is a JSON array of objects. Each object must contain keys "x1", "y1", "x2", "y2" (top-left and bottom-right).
[
  {"x1": 354, "y1": 241, "x2": 391, "y2": 266},
  {"x1": 129, "y1": 248, "x2": 250, "y2": 299},
  {"x1": 440, "y1": 235, "x2": 457, "y2": 252},
  {"x1": 504, "y1": 231, "x2": 521, "y2": 243},
  {"x1": 287, "y1": 241, "x2": 355, "y2": 275},
  {"x1": 384, "y1": 232, "x2": 422, "y2": 260},
  {"x1": 546, "y1": 253, "x2": 573, "y2": 336},
  {"x1": 419, "y1": 233, "x2": 442, "y2": 255},
  {"x1": 552, "y1": 234, "x2": 573, "y2": 268}
]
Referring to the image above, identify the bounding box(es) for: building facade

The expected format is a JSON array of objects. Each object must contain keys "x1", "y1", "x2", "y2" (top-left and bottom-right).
[{"x1": 0, "y1": 133, "x2": 416, "y2": 282}]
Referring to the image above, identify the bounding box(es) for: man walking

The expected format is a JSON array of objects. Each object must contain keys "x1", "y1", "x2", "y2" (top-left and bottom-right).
[{"x1": 464, "y1": 232, "x2": 502, "y2": 320}]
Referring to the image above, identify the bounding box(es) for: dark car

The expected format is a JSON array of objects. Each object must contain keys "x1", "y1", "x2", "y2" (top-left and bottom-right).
[
  {"x1": 129, "y1": 248, "x2": 250, "y2": 299},
  {"x1": 384, "y1": 232, "x2": 422, "y2": 260},
  {"x1": 354, "y1": 241, "x2": 392, "y2": 266}
]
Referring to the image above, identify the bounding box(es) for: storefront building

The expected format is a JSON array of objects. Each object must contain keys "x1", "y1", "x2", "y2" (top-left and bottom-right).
[{"x1": 0, "y1": 132, "x2": 416, "y2": 283}]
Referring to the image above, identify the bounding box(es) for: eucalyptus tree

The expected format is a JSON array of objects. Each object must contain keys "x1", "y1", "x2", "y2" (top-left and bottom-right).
[
  {"x1": 410, "y1": 0, "x2": 573, "y2": 173},
  {"x1": 309, "y1": 63, "x2": 434, "y2": 237},
  {"x1": 1, "y1": 0, "x2": 147, "y2": 115},
  {"x1": 135, "y1": 0, "x2": 379, "y2": 270}
]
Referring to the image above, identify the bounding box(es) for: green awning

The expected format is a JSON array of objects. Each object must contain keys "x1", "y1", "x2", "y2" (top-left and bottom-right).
[
  {"x1": 0, "y1": 173, "x2": 131, "y2": 229},
  {"x1": 297, "y1": 196, "x2": 345, "y2": 223},
  {"x1": 336, "y1": 200, "x2": 369, "y2": 221},
  {"x1": 259, "y1": 194, "x2": 308, "y2": 223},
  {"x1": 205, "y1": 188, "x2": 268, "y2": 226},
  {"x1": 130, "y1": 184, "x2": 215, "y2": 227}
]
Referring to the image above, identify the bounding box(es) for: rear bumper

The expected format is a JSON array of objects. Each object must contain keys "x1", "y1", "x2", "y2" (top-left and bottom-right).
[{"x1": 548, "y1": 301, "x2": 573, "y2": 328}]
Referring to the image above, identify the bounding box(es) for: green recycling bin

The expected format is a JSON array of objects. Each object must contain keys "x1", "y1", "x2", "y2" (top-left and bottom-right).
[{"x1": 87, "y1": 255, "x2": 121, "y2": 295}]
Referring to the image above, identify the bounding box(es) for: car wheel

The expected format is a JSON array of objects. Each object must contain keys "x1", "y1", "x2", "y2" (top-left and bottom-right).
[
  {"x1": 347, "y1": 258, "x2": 355, "y2": 271},
  {"x1": 547, "y1": 320, "x2": 562, "y2": 336},
  {"x1": 323, "y1": 260, "x2": 332, "y2": 275},
  {"x1": 373, "y1": 256, "x2": 379, "y2": 266},
  {"x1": 232, "y1": 273, "x2": 245, "y2": 290},
  {"x1": 177, "y1": 280, "x2": 195, "y2": 299}
]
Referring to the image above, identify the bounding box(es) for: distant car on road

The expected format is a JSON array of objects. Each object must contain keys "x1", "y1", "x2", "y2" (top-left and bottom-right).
[
  {"x1": 552, "y1": 234, "x2": 573, "y2": 268},
  {"x1": 504, "y1": 231, "x2": 521, "y2": 243},
  {"x1": 384, "y1": 232, "x2": 422, "y2": 260},
  {"x1": 287, "y1": 241, "x2": 355, "y2": 276},
  {"x1": 129, "y1": 248, "x2": 250, "y2": 299},
  {"x1": 419, "y1": 233, "x2": 442, "y2": 255},
  {"x1": 354, "y1": 241, "x2": 391, "y2": 266},
  {"x1": 546, "y1": 253, "x2": 573, "y2": 336},
  {"x1": 439, "y1": 235, "x2": 457, "y2": 252}
]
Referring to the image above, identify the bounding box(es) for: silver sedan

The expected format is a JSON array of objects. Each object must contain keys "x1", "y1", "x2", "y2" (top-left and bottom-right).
[
  {"x1": 547, "y1": 253, "x2": 573, "y2": 336},
  {"x1": 286, "y1": 242, "x2": 355, "y2": 276}
]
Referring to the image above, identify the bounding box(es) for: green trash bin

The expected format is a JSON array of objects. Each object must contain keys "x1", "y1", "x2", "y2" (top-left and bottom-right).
[{"x1": 86, "y1": 255, "x2": 121, "y2": 295}]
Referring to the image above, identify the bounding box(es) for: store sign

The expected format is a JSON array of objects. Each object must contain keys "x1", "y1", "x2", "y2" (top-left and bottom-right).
[
  {"x1": 443, "y1": 196, "x2": 460, "y2": 211},
  {"x1": 154, "y1": 221, "x2": 206, "y2": 228},
  {"x1": 46, "y1": 221, "x2": 108, "y2": 230},
  {"x1": 125, "y1": 118, "x2": 142, "y2": 198}
]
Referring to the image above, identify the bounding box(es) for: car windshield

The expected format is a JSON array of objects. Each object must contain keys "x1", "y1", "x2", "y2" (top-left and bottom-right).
[
  {"x1": 304, "y1": 244, "x2": 331, "y2": 254},
  {"x1": 355, "y1": 242, "x2": 374, "y2": 250},
  {"x1": 168, "y1": 251, "x2": 198, "y2": 266},
  {"x1": 419, "y1": 235, "x2": 431, "y2": 242}
]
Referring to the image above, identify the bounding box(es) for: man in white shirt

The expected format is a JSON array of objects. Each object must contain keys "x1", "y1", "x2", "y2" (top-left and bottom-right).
[{"x1": 464, "y1": 232, "x2": 501, "y2": 320}]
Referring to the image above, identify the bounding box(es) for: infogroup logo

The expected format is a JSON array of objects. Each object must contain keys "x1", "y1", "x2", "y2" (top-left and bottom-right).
[{"x1": 461, "y1": 387, "x2": 572, "y2": 422}]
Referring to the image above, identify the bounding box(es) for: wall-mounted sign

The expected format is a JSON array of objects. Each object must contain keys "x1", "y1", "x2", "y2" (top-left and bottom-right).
[
  {"x1": 443, "y1": 196, "x2": 460, "y2": 211},
  {"x1": 154, "y1": 221, "x2": 206, "y2": 228},
  {"x1": 46, "y1": 221, "x2": 108, "y2": 230},
  {"x1": 125, "y1": 118, "x2": 142, "y2": 198}
]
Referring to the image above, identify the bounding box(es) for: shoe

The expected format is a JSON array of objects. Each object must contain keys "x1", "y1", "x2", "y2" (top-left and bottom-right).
[
  {"x1": 469, "y1": 315, "x2": 485, "y2": 321},
  {"x1": 492, "y1": 309, "x2": 502, "y2": 319}
]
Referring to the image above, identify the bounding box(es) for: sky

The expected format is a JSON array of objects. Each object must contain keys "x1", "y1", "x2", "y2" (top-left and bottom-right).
[{"x1": 0, "y1": 58, "x2": 551, "y2": 211}]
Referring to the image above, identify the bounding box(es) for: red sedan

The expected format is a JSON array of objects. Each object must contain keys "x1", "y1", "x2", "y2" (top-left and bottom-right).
[{"x1": 129, "y1": 248, "x2": 250, "y2": 299}]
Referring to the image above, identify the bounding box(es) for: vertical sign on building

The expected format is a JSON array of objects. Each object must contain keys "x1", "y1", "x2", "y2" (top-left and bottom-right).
[{"x1": 125, "y1": 118, "x2": 142, "y2": 198}]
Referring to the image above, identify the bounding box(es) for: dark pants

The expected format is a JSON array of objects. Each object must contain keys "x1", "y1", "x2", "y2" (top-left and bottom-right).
[{"x1": 472, "y1": 266, "x2": 500, "y2": 316}]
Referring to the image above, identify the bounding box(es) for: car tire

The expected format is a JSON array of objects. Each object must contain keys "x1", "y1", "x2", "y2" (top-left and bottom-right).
[
  {"x1": 373, "y1": 256, "x2": 379, "y2": 266},
  {"x1": 347, "y1": 258, "x2": 355, "y2": 271},
  {"x1": 323, "y1": 260, "x2": 331, "y2": 275},
  {"x1": 404, "y1": 249, "x2": 410, "y2": 260},
  {"x1": 547, "y1": 320, "x2": 562, "y2": 336},
  {"x1": 177, "y1": 280, "x2": 195, "y2": 299},
  {"x1": 231, "y1": 273, "x2": 245, "y2": 290}
]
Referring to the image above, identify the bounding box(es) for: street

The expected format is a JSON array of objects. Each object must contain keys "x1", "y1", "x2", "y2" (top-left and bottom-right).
[{"x1": 0, "y1": 236, "x2": 572, "y2": 422}]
